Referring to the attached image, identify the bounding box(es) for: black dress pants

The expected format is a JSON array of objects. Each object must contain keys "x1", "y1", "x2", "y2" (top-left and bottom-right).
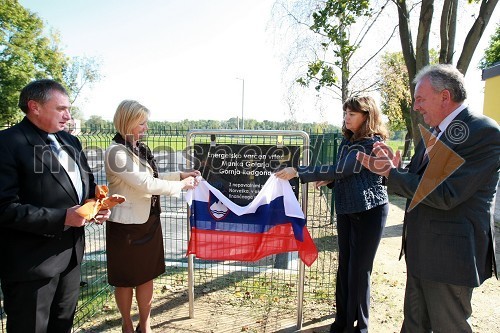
[
  {"x1": 334, "y1": 203, "x2": 388, "y2": 333},
  {"x1": 1, "y1": 255, "x2": 80, "y2": 333}
]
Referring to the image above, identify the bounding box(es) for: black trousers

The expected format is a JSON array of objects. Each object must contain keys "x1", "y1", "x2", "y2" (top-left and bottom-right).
[
  {"x1": 334, "y1": 203, "x2": 388, "y2": 333},
  {"x1": 1, "y1": 254, "x2": 80, "y2": 333},
  {"x1": 401, "y1": 273, "x2": 473, "y2": 333}
]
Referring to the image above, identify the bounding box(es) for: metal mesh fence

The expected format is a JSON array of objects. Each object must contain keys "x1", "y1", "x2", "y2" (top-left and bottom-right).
[
  {"x1": 72, "y1": 128, "x2": 115, "y2": 330},
  {"x1": 0, "y1": 126, "x2": 342, "y2": 332}
]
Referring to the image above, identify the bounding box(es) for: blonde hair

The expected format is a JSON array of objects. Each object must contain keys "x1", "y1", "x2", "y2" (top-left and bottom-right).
[
  {"x1": 342, "y1": 95, "x2": 388, "y2": 141},
  {"x1": 113, "y1": 100, "x2": 149, "y2": 140}
]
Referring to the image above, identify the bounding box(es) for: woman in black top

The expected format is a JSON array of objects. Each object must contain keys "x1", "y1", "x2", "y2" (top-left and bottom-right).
[{"x1": 276, "y1": 96, "x2": 389, "y2": 333}]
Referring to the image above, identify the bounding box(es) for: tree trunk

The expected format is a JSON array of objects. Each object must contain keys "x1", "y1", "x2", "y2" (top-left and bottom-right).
[
  {"x1": 457, "y1": 0, "x2": 499, "y2": 74},
  {"x1": 395, "y1": 0, "x2": 430, "y2": 145},
  {"x1": 439, "y1": 0, "x2": 458, "y2": 64},
  {"x1": 401, "y1": 100, "x2": 414, "y2": 159},
  {"x1": 341, "y1": 58, "x2": 349, "y2": 102},
  {"x1": 415, "y1": 0, "x2": 433, "y2": 71},
  {"x1": 394, "y1": 0, "x2": 498, "y2": 147},
  {"x1": 395, "y1": 0, "x2": 416, "y2": 80}
]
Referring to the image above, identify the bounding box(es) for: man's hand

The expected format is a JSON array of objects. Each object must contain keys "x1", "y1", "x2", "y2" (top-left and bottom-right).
[
  {"x1": 92, "y1": 209, "x2": 111, "y2": 224},
  {"x1": 275, "y1": 167, "x2": 298, "y2": 180},
  {"x1": 65, "y1": 206, "x2": 111, "y2": 227},
  {"x1": 314, "y1": 180, "x2": 333, "y2": 189},
  {"x1": 65, "y1": 206, "x2": 88, "y2": 227},
  {"x1": 356, "y1": 142, "x2": 401, "y2": 178}
]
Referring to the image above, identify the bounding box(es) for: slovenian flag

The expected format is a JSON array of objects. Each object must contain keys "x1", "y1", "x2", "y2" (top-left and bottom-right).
[{"x1": 185, "y1": 175, "x2": 318, "y2": 266}]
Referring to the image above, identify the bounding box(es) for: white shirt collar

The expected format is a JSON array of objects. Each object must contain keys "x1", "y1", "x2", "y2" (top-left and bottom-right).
[{"x1": 435, "y1": 104, "x2": 467, "y2": 136}]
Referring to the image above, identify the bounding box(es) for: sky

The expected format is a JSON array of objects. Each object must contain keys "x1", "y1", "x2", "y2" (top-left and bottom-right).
[{"x1": 17, "y1": 0, "x2": 499, "y2": 125}]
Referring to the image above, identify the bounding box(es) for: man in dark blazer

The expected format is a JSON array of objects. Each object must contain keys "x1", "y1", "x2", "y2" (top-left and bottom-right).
[
  {"x1": 357, "y1": 64, "x2": 499, "y2": 332},
  {"x1": 0, "y1": 79, "x2": 110, "y2": 333}
]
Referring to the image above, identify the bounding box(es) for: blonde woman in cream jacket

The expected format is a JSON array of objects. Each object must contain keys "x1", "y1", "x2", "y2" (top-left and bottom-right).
[{"x1": 105, "y1": 100, "x2": 199, "y2": 333}]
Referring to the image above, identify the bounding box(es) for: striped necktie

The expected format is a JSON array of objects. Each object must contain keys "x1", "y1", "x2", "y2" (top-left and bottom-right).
[
  {"x1": 47, "y1": 134, "x2": 84, "y2": 202},
  {"x1": 422, "y1": 127, "x2": 441, "y2": 164}
]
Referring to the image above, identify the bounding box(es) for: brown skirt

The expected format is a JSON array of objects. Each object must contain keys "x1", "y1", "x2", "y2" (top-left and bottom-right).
[{"x1": 106, "y1": 214, "x2": 165, "y2": 287}]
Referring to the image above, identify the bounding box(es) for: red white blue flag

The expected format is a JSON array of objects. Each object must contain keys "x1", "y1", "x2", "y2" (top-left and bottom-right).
[{"x1": 185, "y1": 175, "x2": 318, "y2": 266}]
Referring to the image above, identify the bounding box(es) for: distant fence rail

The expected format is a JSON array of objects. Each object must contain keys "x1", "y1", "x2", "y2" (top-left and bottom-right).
[{"x1": 0, "y1": 125, "x2": 342, "y2": 332}]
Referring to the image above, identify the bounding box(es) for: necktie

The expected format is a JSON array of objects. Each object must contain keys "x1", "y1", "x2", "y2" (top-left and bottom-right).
[
  {"x1": 47, "y1": 134, "x2": 84, "y2": 202},
  {"x1": 421, "y1": 127, "x2": 441, "y2": 165}
]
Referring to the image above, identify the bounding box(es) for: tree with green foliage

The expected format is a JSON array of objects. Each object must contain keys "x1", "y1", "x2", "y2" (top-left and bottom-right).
[
  {"x1": 294, "y1": 0, "x2": 395, "y2": 101},
  {"x1": 83, "y1": 115, "x2": 111, "y2": 132},
  {"x1": 0, "y1": 0, "x2": 68, "y2": 125},
  {"x1": 393, "y1": 0, "x2": 498, "y2": 145},
  {"x1": 0, "y1": 0, "x2": 101, "y2": 126},
  {"x1": 379, "y1": 51, "x2": 414, "y2": 159},
  {"x1": 64, "y1": 56, "x2": 102, "y2": 109},
  {"x1": 100, "y1": 118, "x2": 340, "y2": 133},
  {"x1": 275, "y1": 0, "x2": 497, "y2": 146},
  {"x1": 479, "y1": 23, "x2": 500, "y2": 69},
  {"x1": 379, "y1": 52, "x2": 412, "y2": 130},
  {"x1": 68, "y1": 106, "x2": 84, "y2": 123},
  {"x1": 272, "y1": 0, "x2": 397, "y2": 124},
  {"x1": 379, "y1": 49, "x2": 439, "y2": 157}
]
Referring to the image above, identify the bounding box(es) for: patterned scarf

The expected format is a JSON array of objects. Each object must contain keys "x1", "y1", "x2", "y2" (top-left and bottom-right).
[{"x1": 113, "y1": 133, "x2": 160, "y2": 211}]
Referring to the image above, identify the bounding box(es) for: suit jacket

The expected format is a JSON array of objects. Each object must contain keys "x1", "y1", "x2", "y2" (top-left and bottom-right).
[
  {"x1": 105, "y1": 142, "x2": 183, "y2": 224},
  {"x1": 0, "y1": 117, "x2": 95, "y2": 281},
  {"x1": 388, "y1": 108, "x2": 499, "y2": 287}
]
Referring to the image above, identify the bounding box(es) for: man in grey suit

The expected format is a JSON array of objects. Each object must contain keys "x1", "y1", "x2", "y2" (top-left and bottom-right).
[{"x1": 357, "y1": 64, "x2": 499, "y2": 332}]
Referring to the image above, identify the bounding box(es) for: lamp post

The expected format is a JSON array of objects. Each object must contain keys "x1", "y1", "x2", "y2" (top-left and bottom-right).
[{"x1": 236, "y1": 77, "x2": 245, "y2": 130}]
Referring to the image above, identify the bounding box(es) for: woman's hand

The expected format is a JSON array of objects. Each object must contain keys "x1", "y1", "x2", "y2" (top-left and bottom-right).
[
  {"x1": 181, "y1": 176, "x2": 198, "y2": 190},
  {"x1": 180, "y1": 170, "x2": 201, "y2": 180},
  {"x1": 180, "y1": 170, "x2": 201, "y2": 189},
  {"x1": 275, "y1": 167, "x2": 298, "y2": 180},
  {"x1": 92, "y1": 209, "x2": 111, "y2": 225},
  {"x1": 314, "y1": 180, "x2": 332, "y2": 189}
]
